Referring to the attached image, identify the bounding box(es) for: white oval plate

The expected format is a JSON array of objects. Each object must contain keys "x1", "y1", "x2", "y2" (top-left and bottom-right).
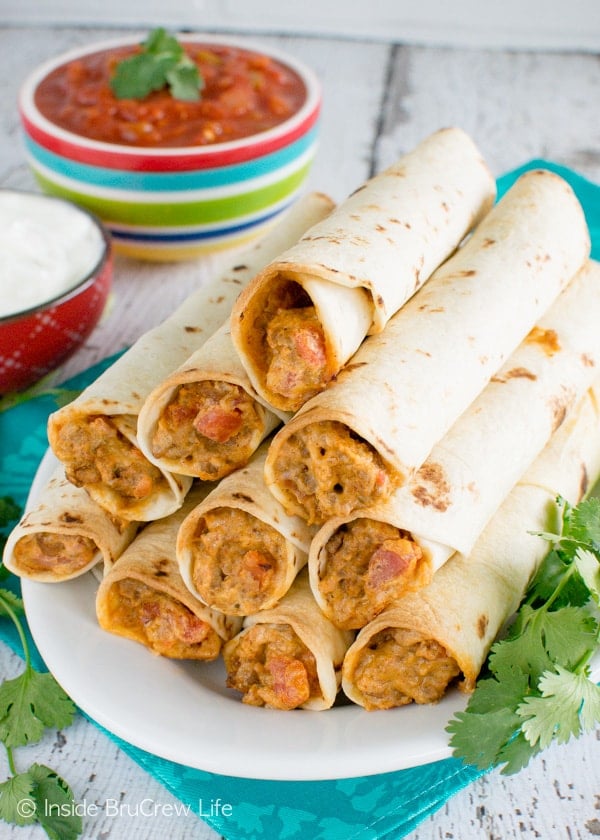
[{"x1": 20, "y1": 449, "x2": 600, "y2": 781}]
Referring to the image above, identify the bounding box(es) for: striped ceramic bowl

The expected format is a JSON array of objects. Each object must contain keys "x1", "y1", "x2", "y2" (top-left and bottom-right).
[{"x1": 18, "y1": 34, "x2": 321, "y2": 261}]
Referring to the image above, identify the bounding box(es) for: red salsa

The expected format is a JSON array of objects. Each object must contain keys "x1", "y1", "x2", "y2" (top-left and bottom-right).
[{"x1": 34, "y1": 43, "x2": 307, "y2": 148}]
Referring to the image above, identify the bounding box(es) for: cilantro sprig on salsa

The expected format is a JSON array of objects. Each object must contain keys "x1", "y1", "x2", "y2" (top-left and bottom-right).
[{"x1": 110, "y1": 28, "x2": 204, "y2": 101}]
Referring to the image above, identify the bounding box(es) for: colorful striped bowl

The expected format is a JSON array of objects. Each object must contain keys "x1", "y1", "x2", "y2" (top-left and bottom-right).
[{"x1": 18, "y1": 34, "x2": 321, "y2": 261}]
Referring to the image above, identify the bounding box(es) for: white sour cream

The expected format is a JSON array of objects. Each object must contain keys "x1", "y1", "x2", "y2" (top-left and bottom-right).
[{"x1": 0, "y1": 191, "x2": 106, "y2": 319}]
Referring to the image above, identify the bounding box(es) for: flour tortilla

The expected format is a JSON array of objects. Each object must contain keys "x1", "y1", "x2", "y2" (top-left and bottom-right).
[
  {"x1": 47, "y1": 192, "x2": 334, "y2": 521},
  {"x1": 3, "y1": 464, "x2": 138, "y2": 582},
  {"x1": 266, "y1": 169, "x2": 591, "y2": 522},
  {"x1": 342, "y1": 382, "x2": 600, "y2": 706},
  {"x1": 176, "y1": 441, "x2": 316, "y2": 615},
  {"x1": 224, "y1": 570, "x2": 354, "y2": 710},
  {"x1": 96, "y1": 487, "x2": 242, "y2": 653},
  {"x1": 309, "y1": 259, "x2": 600, "y2": 621},
  {"x1": 136, "y1": 192, "x2": 335, "y2": 478},
  {"x1": 231, "y1": 127, "x2": 496, "y2": 411}
]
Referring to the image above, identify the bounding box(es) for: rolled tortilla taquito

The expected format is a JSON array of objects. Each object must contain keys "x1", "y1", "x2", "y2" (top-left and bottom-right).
[
  {"x1": 230, "y1": 127, "x2": 496, "y2": 412},
  {"x1": 223, "y1": 570, "x2": 354, "y2": 710},
  {"x1": 265, "y1": 168, "x2": 591, "y2": 525},
  {"x1": 309, "y1": 259, "x2": 600, "y2": 628},
  {"x1": 3, "y1": 465, "x2": 138, "y2": 582},
  {"x1": 176, "y1": 442, "x2": 315, "y2": 616},
  {"x1": 341, "y1": 383, "x2": 600, "y2": 709},
  {"x1": 47, "y1": 192, "x2": 333, "y2": 522},
  {"x1": 96, "y1": 488, "x2": 242, "y2": 660},
  {"x1": 136, "y1": 192, "x2": 334, "y2": 481}
]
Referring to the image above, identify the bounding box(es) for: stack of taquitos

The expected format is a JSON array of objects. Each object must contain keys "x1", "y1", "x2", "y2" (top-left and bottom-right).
[
  {"x1": 342, "y1": 381, "x2": 600, "y2": 709},
  {"x1": 309, "y1": 259, "x2": 600, "y2": 629},
  {"x1": 264, "y1": 168, "x2": 590, "y2": 525}
]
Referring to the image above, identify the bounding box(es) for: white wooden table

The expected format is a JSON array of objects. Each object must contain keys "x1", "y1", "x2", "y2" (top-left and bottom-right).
[{"x1": 1, "y1": 23, "x2": 600, "y2": 840}]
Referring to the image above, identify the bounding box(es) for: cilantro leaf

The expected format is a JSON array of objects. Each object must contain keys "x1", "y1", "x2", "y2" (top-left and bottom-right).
[
  {"x1": 446, "y1": 707, "x2": 522, "y2": 771},
  {"x1": 0, "y1": 589, "x2": 24, "y2": 618},
  {"x1": 488, "y1": 612, "x2": 553, "y2": 684},
  {"x1": 167, "y1": 61, "x2": 204, "y2": 101},
  {"x1": 0, "y1": 498, "x2": 20, "y2": 529},
  {"x1": 0, "y1": 671, "x2": 76, "y2": 748},
  {"x1": 540, "y1": 606, "x2": 598, "y2": 669},
  {"x1": 496, "y1": 730, "x2": 543, "y2": 776},
  {"x1": 0, "y1": 772, "x2": 36, "y2": 826},
  {"x1": 462, "y1": 665, "x2": 530, "y2": 715},
  {"x1": 29, "y1": 764, "x2": 82, "y2": 840},
  {"x1": 574, "y1": 548, "x2": 600, "y2": 603},
  {"x1": 517, "y1": 666, "x2": 600, "y2": 748},
  {"x1": 564, "y1": 496, "x2": 600, "y2": 550},
  {"x1": 110, "y1": 27, "x2": 203, "y2": 101}
]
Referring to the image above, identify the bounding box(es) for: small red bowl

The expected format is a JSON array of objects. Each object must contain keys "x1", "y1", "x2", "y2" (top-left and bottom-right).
[{"x1": 0, "y1": 192, "x2": 112, "y2": 394}]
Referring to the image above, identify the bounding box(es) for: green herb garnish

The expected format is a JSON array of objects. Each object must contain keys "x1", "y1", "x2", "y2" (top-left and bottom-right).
[
  {"x1": 110, "y1": 27, "x2": 204, "y2": 102},
  {"x1": 447, "y1": 495, "x2": 600, "y2": 774},
  {"x1": 0, "y1": 502, "x2": 81, "y2": 838}
]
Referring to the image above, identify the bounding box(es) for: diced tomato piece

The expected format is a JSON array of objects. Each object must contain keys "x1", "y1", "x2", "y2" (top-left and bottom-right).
[
  {"x1": 193, "y1": 406, "x2": 243, "y2": 443},
  {"x1": 267, "y1": 655, "x2": 310, "y2": 709}
]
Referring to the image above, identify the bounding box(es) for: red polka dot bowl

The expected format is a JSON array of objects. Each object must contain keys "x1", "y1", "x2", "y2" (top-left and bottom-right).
[{"x1": 0, "y1": 190, "x2": 112, "y2": 394}]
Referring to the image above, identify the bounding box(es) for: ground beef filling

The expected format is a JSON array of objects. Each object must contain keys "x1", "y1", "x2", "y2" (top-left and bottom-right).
[
  {"x1": 13, "y1": 533, "x2": 97, "y2": 577},
  {"x1": 351, "y1": 628, "x2": 461, "y2": 710},
  {"x1": 248, "y1": 278, "x2": 330, "y2": 411},
  {"x1": 150, "y1": 380, "x2": 265, "y2": 479},
  {"x1": 224, "y1": 623, "x2": 321, "y2": 709},
  {"x1": 190, "y1": 507, "x2": 287, "y2": 614},
  {"x1": 319, "y1": 519, "x2": 425, "y2": 629},
  {"x1": 53, "y1": 415, "x2": 166, "y2": 504},
  {"x1": 273, "y1": 420, "x2": 393, "y2": 524},
  {"x1": 265, "y1": 307, "x2": 328, "y2": 408},
  {"x1": 107, "y1": 578, "x2": 221, "y2": 660}
]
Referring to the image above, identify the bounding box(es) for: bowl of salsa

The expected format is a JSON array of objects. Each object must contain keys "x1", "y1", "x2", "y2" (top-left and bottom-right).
[{"x1": 18, "y1": 31, "x2": 321, "y2": 261}]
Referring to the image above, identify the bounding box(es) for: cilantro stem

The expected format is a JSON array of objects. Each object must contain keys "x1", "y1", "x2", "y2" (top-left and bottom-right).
[
  {"x1": 0, "y1": 591, "x2": 31, "y2": 673},
  {"x1": 4, "y1": 744, "x2": 16, "y2": 777}
]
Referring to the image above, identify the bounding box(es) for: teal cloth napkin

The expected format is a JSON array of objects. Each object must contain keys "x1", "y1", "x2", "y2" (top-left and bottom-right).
[{"x1": 1, "y1": 159, "x2": 599, "y2": 840}]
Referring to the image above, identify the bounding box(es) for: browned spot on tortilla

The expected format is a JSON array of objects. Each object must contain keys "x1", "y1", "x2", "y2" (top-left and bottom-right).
[
  {"x1": 184, "y1": 325, "x2": 203, "y2": 333},
  {"x1": 232, "y1": 264, "x2": 248, "y2": 271},
  {"x1": 477, "y1": 614, "x2": 489, "y2": 639},
  {"x1": 343, "y1": 362, "x2": 369, "y2": 373},
  {"x1": 492, "y1": 367, "x2": 537, "y2": 383},
  {"x1": 579, "y1": 464, "x2": 589, "y2": 500},
  {"x1": 131, "y1": 392, "x2": 141, "y2": 401},
  {"x1": 525, "y1": 326, "x2": 561, "y2": 355},
  {"x1": 418, "y1": 305, "x2": 445, "y2": 313},
  {"x1": 549, "y1": 396, "x2": 568, "y2": 432},
  {"x1": 238, "y1": 311, "x2": 245, "y2": 321},
  {"x1": 154, "y1": 570, "x2": 168, "y2": 578},
  {"x1": 441, "y1": 201, "x2": 449, "y2": 212},
  {"x1": 411, "y1": 463, "x2": 451, "y2": 512},
  {"x1": 60, "y1": 512, "x2": 83, "y2": 524},
  {"x1": 454, "y1": 269, "x2": 477, "y2": 277},
  {"x1": 210, "y1": 295, "x2": 225, "y2": 304},
  {"x1": 482, "y1": 238, "x2": 496, "y2": 247},
  {"x1": 376, "y1": 294, "x2": 384, "y2": 306},
  {"x1": 232, "y1": 492, "x2": 254, "y2": 504},
  {"x1": 582, "y1": 353, "x2": 596, "y2": 368},
  {"x1": 375, "y1": 224, "x2": 386, "y2": 232}
]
